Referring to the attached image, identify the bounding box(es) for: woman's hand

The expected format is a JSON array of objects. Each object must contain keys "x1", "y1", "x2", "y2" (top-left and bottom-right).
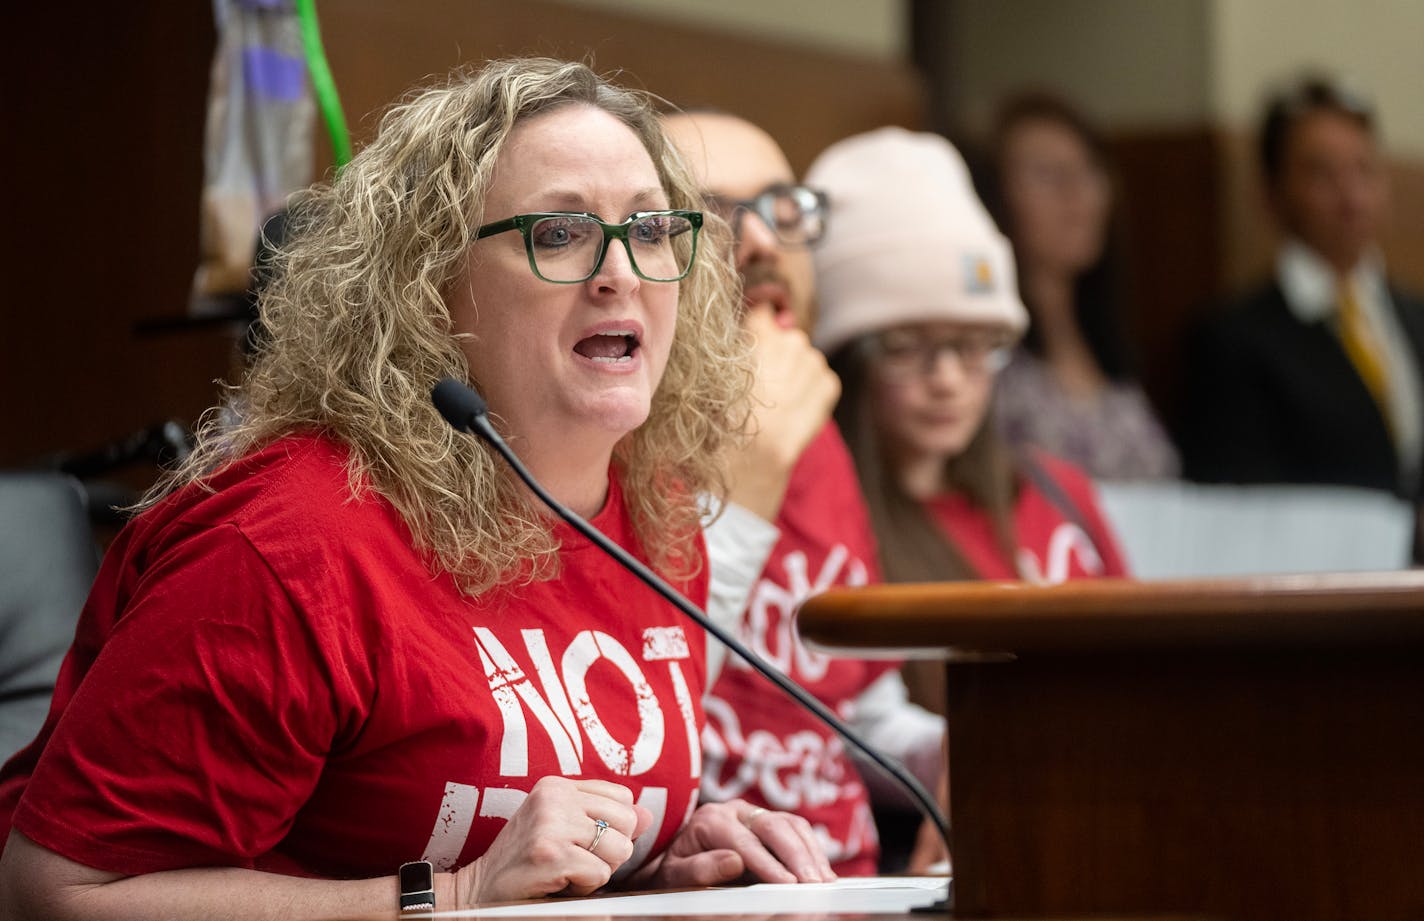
[
  {"x1": 453, "y1": 777, "x2": 652, "y2": 906},
  {"x1": 631, "y1": 799, "x2": 835, "y2": 889}
]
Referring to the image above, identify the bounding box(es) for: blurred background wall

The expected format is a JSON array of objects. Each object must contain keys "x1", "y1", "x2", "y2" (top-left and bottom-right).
[
  {"x1": 920, "y1": 0, "x2": 1424, "y2": 419},
  {"x1": 3, "y1": 0, "x2": 1420, "y2": 489}
]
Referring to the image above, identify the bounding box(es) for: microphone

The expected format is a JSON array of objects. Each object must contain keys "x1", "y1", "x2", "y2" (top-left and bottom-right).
[
  {"x1": 432, "y1": 377, "x2": 488, "y2": 428},
  {"x1": 432, "y1": 376, "x2": 952, "y2": 892}
]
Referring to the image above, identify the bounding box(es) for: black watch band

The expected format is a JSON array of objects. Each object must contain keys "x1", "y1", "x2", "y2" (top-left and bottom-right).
[{"x1": 399, "y1": 860, "x2": 436, "y2": 913}]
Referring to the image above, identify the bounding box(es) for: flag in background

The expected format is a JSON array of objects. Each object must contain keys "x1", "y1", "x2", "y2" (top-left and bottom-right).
[{"x1": 192, "y1": 0, "x2": 313, "y2": 312}]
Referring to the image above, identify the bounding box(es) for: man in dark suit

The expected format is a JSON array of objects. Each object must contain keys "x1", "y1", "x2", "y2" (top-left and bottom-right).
[{"x1": 1183, "y1": 77, "x2": 1424, "y2": 498}]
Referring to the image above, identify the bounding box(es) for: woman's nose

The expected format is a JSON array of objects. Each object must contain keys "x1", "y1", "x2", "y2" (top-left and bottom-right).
[{"x1": 590, "y1": 239, "x2": 642, "y2": 295}]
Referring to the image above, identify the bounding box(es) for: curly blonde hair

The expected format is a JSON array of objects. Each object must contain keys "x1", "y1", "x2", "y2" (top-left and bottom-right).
[{"x1": 149, "y1": 58, "x2": 751, "y2": 593}]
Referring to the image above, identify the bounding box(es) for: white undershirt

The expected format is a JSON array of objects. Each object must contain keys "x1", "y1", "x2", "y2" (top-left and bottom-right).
[{"x1": 701, "y1": 497, "x2": 781, "y2": 679}]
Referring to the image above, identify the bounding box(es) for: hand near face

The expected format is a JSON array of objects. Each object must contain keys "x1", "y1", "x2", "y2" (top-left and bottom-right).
[
  {"x1": 726, "y1": 304, "x2": 842, "y2": 521},
  {"x1": 630, "y1": 799, "x2": 836, "y2": 888},
  {"x1": 454, "y1": 777, "x2": 652, "y2": 905}
]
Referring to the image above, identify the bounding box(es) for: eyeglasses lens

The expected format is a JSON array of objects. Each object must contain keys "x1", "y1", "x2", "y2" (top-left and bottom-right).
[
  {"x1": 529, "y1": 214, "x2": 695, "y2": 282},
  {"x1": 759, "y1": 187, "x2": 825, "y2": 245},
  {"x1": 876, "y1": 334, "x2": 1011, "y2": 378},
  {"x1": 710, "y1": 186, "x2": 825, "y2": 246}
]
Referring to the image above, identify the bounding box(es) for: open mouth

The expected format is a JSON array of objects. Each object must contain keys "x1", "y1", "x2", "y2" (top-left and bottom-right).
[
  {"x1": 741, "y1": 270, "x2": 798, "y2": 326},
  {"x1": 742, "y1": 281, "x2": 790, "y2": 318},
  {"x1": 573, "y1": 329, "x2": 640, "y2": 364}
]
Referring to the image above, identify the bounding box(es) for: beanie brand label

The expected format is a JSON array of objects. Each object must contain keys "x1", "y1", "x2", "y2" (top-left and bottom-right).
[{"x1": 964, "y1": 254, "x2": 995, "y2": 294}]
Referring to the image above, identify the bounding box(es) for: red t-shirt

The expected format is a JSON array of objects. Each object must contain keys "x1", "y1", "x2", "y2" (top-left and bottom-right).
[
  {"x1": 0, "y1": 435, "x2": 707, "y2": 881},
  {"x1": 701, "y1": 422, "x2": 893, "y2": 877},
  {"x1": 925, "y1": 453, "x2": 1129, "y2": 581}
]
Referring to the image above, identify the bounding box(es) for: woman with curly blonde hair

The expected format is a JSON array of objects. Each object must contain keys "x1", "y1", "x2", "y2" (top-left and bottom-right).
[{"x1": 0, "y1": 58, "x2": 833, "y2": 919}]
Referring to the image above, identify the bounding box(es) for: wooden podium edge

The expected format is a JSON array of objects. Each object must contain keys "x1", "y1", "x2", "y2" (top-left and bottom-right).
[{"x1": 796, "y1": 570, "x2": 1424, "y2": 655}]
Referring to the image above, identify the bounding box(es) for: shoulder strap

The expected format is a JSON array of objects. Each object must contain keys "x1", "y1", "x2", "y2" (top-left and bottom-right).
[{"x1": 1016, "y1": 449, "x2": 1103, "y2": 559}]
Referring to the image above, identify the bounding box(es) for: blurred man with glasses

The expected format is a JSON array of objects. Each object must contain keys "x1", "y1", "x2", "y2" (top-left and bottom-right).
[{"x1": 664, "y1": 112, "x2": 946, "y2": 875}]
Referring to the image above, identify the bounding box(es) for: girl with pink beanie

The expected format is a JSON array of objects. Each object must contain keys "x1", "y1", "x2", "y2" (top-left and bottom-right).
[{"x1": 808, "y1": 127, "x2": 1129, "y2": 677}]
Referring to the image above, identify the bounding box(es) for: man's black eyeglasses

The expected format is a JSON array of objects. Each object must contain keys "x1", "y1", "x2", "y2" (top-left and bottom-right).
[{"x1": 705, "y1": 184, "x2": 828, "y2": 246}]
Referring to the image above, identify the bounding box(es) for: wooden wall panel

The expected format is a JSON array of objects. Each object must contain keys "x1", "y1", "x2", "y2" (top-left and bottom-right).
[
  {"x1": 1106, "y1": 128, "x2": 1222, "y2": 426},
  {"x1": 1, "y1": 4, "x2": 227, "y2": 470},
  {"x1": 1387, "y1": 159, "x2": 1424, "y2": 293},
  {"x1": 1, "y1": 2, "x2": 922, "y2": 475},
  {"x1": 313, "y1": 0, "x2": 923, "y2": 177}
]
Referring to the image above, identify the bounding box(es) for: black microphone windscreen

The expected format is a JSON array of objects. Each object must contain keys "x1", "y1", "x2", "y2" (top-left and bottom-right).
[{"x1": 431, "y1": 377, "x2": 488, "y2": 431}]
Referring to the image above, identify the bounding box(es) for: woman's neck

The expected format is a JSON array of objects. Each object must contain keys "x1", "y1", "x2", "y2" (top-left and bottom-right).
[
  {"x1": 507, "y1": 430, "x2": 615, "y2": 519},
  {"x1": 1023, "y1": 266, "x2": 1108, "y2": 398},
  {"x1": 896, "y1": 451, "x2": 947, "y2": 501},
  {"x1": 1023, "y1": 267, "x2": 1080, "y2": 352}
]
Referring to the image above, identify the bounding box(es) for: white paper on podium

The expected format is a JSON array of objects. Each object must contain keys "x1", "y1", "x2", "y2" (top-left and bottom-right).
[{"x1": 439, "y1": 876, "x2": 950, "y2": 917}]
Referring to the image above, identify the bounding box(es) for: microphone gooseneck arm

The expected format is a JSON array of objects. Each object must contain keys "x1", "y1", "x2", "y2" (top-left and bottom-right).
[{"x1": 431, "y1": 377, "x2": 952, "y2": 866}]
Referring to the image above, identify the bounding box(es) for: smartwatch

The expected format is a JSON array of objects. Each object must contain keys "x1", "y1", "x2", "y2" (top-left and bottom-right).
[{"x1": 398, "y1": 860, "x2": 436, "y2": 913}]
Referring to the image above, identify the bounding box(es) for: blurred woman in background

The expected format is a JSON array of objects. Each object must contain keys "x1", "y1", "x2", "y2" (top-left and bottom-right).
[{"x1": 987, "y1": 93, "x2": 1179, "y2": 480}]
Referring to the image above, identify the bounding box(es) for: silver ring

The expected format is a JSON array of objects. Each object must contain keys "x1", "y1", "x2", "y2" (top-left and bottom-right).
[
  {"x1": 588, "y1": 818, "x2": 609, "y2": 852},
  {"x1": 742, "y1": 806, "x2": 768, "y2": 827}
]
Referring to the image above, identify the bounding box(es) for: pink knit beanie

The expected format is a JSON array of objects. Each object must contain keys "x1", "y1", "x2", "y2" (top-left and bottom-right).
[{"x1": 807, "y1": 127, "x2": 1028, "y2": 356}]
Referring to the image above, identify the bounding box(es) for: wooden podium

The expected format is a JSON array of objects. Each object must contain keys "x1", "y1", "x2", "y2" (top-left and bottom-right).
[{"x1": 797, "y1": 572, "x2": 1424, "y2": 921}]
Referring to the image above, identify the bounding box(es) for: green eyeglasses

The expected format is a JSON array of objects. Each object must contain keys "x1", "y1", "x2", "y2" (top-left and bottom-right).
[{"x1": 474, "y1": 210, "x2": 703, "y2": 284}]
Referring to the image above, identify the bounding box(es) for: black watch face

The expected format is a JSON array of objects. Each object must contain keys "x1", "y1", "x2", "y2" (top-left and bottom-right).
[{"x1": 400, "y1": 860, "x2": 434, "y2": 893}]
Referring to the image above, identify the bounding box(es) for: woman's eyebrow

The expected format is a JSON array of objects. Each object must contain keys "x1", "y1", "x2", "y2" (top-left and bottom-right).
[
  {"x1": 513, "y1": 187, "x2": 669, "y2": 217},
  {"x1": 516, "y1": 189, "x2": 586, "y2": 211},
  {"x1": 631, "y1": 186, "x2": 668, "y2": 206}
]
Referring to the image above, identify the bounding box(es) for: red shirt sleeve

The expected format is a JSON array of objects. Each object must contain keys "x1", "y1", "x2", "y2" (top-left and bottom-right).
[{"x1": 12, "y1": 522, "x2": 348, "y2": 875}]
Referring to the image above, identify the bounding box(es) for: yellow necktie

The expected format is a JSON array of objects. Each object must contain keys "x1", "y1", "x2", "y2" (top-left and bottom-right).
[{"x1": 1338, "y1": 281, "x2": 1393, "y2": 424}]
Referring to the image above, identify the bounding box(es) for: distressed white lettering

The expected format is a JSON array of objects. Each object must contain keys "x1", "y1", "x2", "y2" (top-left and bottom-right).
[
  {"x1": 472, "y1": 627, "x2": 581, "y2": 776},
  {"x1": 420, "y1": 782, "x2": 479, "y2": 871},
  {"x1": 563, "y1": 630, "x2": 665, "y2": 775},
  {"x1": 641, "y1": 627, "x2": 700, "y2": 779},
  {"x1": 479, "y1": 786, "x2": 528, "y2": 821},
  {"x1": 737, "y1": 544, "x2": 869, "y2": 681},
  {"x1": 666, "y1": 661, "x2": 700, "y2": 778},
  {"x1": 700, "y1": 695, "x2": 849, "y2": 810},
  {"x1": 641, "y1": 625, "x2": 690, "y2": 660},
  {"x1": 1016, "y1": 523, "x2": 1103, "y2": 585},
  {"x1": 521, "y1": 628, "x2": 584, "y2": 762}
]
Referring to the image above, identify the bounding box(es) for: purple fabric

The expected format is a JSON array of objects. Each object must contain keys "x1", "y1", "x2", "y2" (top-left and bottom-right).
[
  {"x1": 994, "y1": 349, "x2": 1182, "y2": 481},
  {"x1": 242, "y1": 47, "x2": 305, "y2": 102}
]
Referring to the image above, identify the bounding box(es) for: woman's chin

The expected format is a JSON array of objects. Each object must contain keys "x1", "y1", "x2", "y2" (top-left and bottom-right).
[
  {"x1": 907, "y1": 428, "x2": 977, "y2": 460},
  {"x1": 573, "y1": 392, "x2": 653, "y2": 439}
]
